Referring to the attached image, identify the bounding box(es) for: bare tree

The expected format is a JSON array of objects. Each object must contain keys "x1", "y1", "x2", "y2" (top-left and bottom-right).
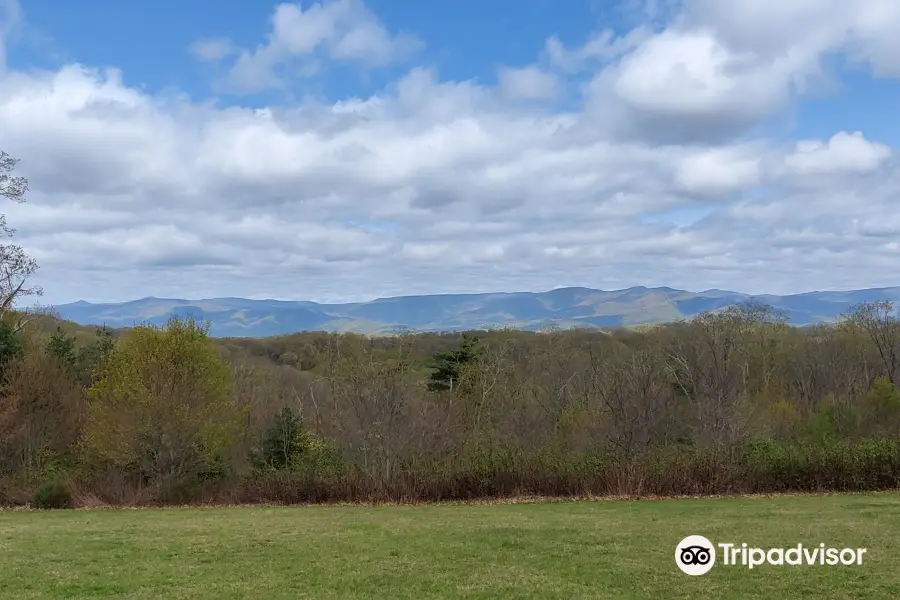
[
  {"x1": 845, "y1": 301, "x2": 900, "y2": 386},
  {"x1": 0, "y1": 348, "x2": 86, "y2": 475},
  {"x1": 666, "y1": 305, "x2": 779, "y2": 446},
  {"x1": 324, "y1": 335, "x2": 422, "y2": 486},
  {"x1": 588, "y1": 339, "x2": 671, "y2": 456},
  {"x1": 0, "y1": 152, "x2": 42, "y2": 326},
  {"x1": 785, "y1": 324, "x2": 871, "y2": 414}
]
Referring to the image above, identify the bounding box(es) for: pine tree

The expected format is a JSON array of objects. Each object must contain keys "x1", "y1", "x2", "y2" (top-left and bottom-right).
[{"x1": 427, "y1": 333, "x2": 480, "y2": 392}]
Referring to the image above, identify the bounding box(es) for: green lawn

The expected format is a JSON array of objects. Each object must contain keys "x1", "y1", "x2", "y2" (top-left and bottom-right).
[{"x1": 1, "y1": 493, "x2": 898, "y2": 599}]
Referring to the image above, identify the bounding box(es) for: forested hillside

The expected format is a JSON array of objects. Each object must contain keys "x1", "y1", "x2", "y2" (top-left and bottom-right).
[{"x1": 3, "y1": 299, "x2": 900, "y2": 506}]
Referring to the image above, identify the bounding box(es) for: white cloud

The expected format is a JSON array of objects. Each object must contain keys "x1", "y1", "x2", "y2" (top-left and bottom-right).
[
  {"x1": 544, "y1": 27, "x2": 651, "y2": 73},
  {"x1": 675, "y1": 146, "x2": 762, "y2": 196},
  {"x1": 683, "y1": 0, "x2": 900, "y2": 76},
  {"x1": 783, "y1": 131, "x2": 892, "y2": 176},
  {"x1": 584, "y1": 27, "x2": 813, "y2": 142},
  {"x1": 578, "y1": 0, "x2": 900, "y2": 142},
  {"x1": 612, "y1": 29, "x2": 792, "y2": 117},
  {"x1": 2, "y1": 0, "x2": 900, "y2": 305},
  {"x1": 206, "y1": 0, "x2": 422, "y2": 93},
  {"x1": 498, "y1": 66, "x2": 558, "y2": 100}
]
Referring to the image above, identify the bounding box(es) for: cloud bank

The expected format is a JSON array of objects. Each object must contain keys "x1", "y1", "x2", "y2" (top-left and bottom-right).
[{"x1": 1, "y1": 0, "x2": 899, "y2": 304}]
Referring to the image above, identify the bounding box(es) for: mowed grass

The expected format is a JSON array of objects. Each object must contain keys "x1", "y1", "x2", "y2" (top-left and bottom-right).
[{"x1": 2, "y1": 493, "x2": 899, "y2": 599}]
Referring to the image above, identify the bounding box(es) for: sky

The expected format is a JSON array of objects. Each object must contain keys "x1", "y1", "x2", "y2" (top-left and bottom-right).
[{"x1": 2, "y1": 0, "x2": 900, "y2": 305}]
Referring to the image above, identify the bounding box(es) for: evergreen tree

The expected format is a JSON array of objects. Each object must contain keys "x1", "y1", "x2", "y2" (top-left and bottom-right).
[
  {"x1": 262, "y1": 406, "x2": 304, "y2": 470},
  {"x1": 46, "y1": 326, "x2": 77, "y2": 368},
  {"x1": 0, "y1": 319, "x2": 23, "y2": 380},
  {"x1": 427, "y1": 333, "x2": 480, "y2": 392}
]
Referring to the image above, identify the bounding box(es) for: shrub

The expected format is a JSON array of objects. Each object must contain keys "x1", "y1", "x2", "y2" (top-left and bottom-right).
[
  {"x1": 34, "y1": 478, "x2": 73, "y2": 509},
  {"x1": 289, "y1": 431, "x2": 347, "y2": 476}
]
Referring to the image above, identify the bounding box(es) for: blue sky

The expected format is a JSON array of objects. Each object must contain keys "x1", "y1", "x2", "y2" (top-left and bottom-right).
[
  {"x1": 2, "y1": 0, "x2": 900, "y2": 304},
  {"x1": 12, "y1": 0, "x2": 898, "y2": 143},
  {"x1": 9, "y1": 0, "x2": 601, "y2": 102}
]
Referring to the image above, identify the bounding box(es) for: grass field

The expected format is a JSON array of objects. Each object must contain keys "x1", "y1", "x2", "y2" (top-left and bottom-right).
[{"x1": 1, "y1": 493, "x2": 899, "y2": 599}]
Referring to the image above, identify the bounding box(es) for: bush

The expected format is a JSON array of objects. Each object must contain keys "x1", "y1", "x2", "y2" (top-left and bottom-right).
[
  {"x1": 34, "y1": 478, "x2": 73, "y2": 509},
  {"x1": 288, "y1": 431, "x2": 346, "y2": 476}
]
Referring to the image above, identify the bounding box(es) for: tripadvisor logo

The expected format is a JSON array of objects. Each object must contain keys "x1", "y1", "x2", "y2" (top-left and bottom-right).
[
  {"x1": 676, "y1": 535, "x2": 716, "y2": 575},
  {"x1": 675, "y1": 535, "x2": 867, "y2": 575}
]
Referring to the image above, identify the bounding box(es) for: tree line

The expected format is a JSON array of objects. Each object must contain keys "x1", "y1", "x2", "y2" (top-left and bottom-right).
[{"x1": 3, "y1": 150, "x2": 900, "y2": 507}]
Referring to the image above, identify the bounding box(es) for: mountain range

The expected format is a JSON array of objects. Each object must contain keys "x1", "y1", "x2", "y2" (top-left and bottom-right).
[{"x1": 48, "y1": 285, "x2": 900, "y2": 338}]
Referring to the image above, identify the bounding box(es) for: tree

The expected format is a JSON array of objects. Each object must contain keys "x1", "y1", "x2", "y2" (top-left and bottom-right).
[
  {"x1": 666, "y1": 304, "x2": 782, "y2": 446},
  {"x1": 260, "y1": 406, "x2": 304, "y2": 471},
  {"x1": 0, "y1": 319, "x2": 23, "y2": 381},
  {"x1": 845, "y1": 301, "x2": 900, "y2": 386},
  {"x1": 82, "y1": 317, "x2": 243, "y2": 485},
  {"x1": 427, "y1": 333, "x2": 481, "y2": 392},
  {"x1": 46, "y1": 326, "x2": 77, "y2": 368},
  {"x1": 74, "y1": 326, "x2": 115, "y2": 386},
  {"x1": 0, "y1": 151, "x2": 42, "y2": 323},
  {"x1": 0, "y1": 347, "x2": 85, "y2": 475},
  {"x1": 588, "y1": 339, "x2": 671, "y2": 456}
]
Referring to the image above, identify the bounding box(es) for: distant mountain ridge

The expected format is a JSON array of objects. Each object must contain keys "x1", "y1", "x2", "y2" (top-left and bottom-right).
[{"x1": 50, "y1": 285, "x2": 900, "y2": 338}]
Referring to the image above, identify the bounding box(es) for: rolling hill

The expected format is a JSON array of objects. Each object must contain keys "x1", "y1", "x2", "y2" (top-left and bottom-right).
[{"x1": 48, "y1": 285, "x2": 900, "y2": 338}]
